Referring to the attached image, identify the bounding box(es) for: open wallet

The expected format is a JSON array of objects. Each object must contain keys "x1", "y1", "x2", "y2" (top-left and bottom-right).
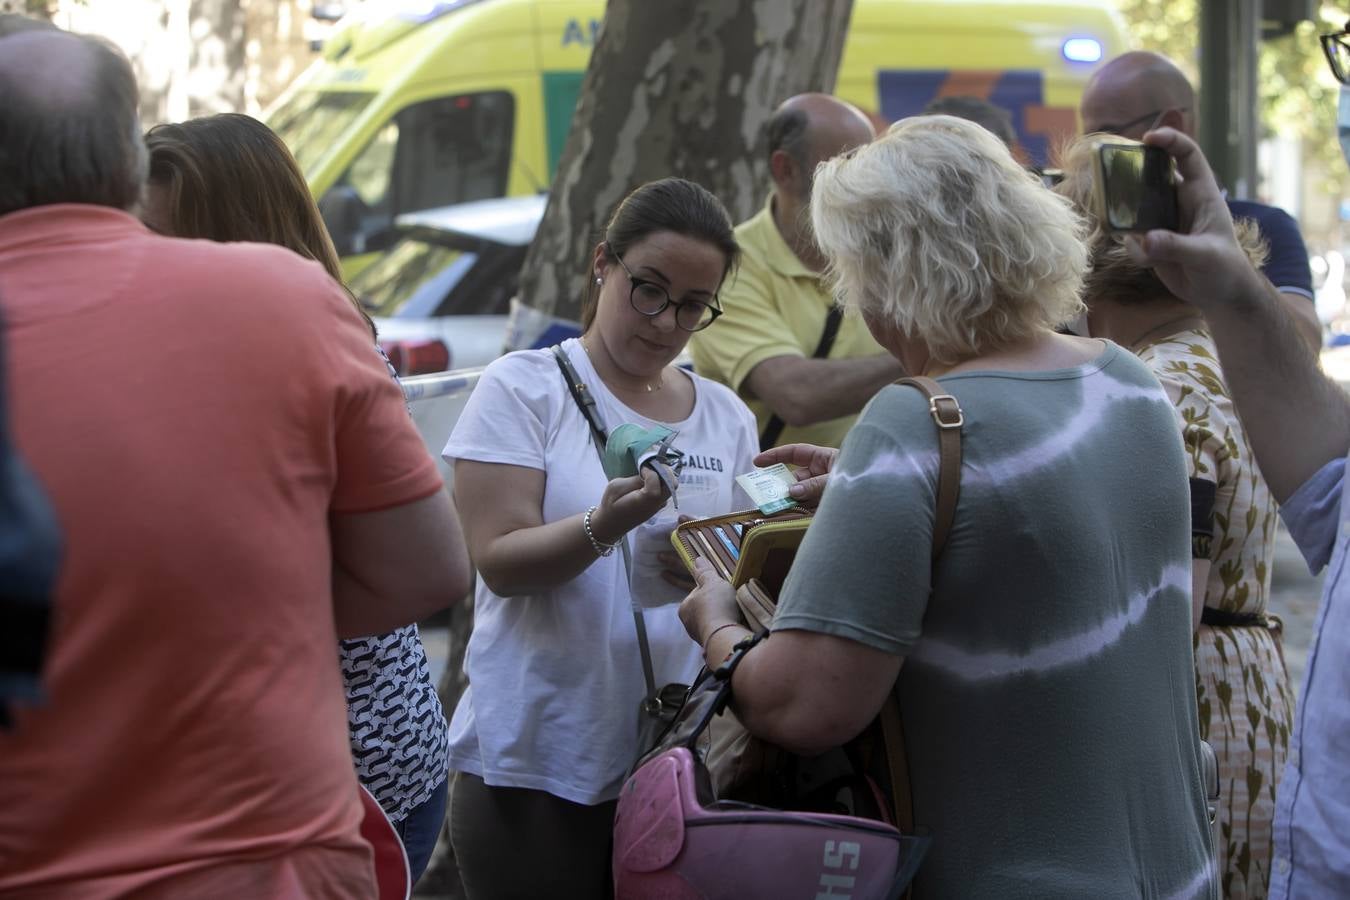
[
  {"x1": 670, "y1": 507, "x2": 813, "y2": 594},
  {"x1": 734, "y1": 578, "x2": 777, "y2": 632}
]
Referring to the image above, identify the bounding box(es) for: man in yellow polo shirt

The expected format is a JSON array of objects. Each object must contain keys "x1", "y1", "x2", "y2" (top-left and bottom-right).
[{"x1": 691, "y1": 93, "x2": 901, "y2": 450}]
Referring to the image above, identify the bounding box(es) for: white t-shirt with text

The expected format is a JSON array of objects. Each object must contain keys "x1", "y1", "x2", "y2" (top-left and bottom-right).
[{"x1": 442, "y1": 339, "x2": 758, "y2": 804}]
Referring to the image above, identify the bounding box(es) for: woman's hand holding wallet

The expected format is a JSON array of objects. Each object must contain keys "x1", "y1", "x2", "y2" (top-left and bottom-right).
[
  {"x1": 753, "y1": 443, "x2": 838, "y2": 506},
  {"x1": 678, "y1": 557, "x2": 743, "y2": 651}
]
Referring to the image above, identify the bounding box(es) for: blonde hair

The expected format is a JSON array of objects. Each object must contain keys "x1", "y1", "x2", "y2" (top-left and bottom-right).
[
  {"x1": 810, "y1": 115, "x2": 1088, "y2": 363},
  {"x1": 1054, "y1": 134, "x2": 1267, "y2": 306}
]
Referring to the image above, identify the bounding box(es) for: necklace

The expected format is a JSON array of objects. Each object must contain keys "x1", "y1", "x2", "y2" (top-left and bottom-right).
[
  {"x1": 580, "y1": 336, "x2": 664, "y2": 393},
  {"x1": 1127, "y1": 313, "x2": 1205, "y2": 352}
]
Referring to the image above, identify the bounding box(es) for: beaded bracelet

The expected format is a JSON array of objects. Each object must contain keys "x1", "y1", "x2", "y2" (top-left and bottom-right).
[{"x1": 584, "y1": 505, "x2": 618, "y2": 557}]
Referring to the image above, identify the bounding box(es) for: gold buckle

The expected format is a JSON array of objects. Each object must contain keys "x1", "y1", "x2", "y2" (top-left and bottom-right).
[{"x1": 928, "y1": 394, "x2": 964, "y2": 429}]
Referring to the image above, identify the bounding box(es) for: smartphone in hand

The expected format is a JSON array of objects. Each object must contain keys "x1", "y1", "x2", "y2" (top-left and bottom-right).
[{"x1": 1093, "y1": 140, "x2": 1179, "y2": 233}]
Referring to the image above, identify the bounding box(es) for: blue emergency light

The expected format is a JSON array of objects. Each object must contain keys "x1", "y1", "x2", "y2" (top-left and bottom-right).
[{"x1": 1062, "y1": 37, "x2": 1104, "y2": 63}]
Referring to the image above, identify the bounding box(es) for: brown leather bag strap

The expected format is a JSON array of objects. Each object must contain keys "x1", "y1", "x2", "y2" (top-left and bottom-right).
[
  {"x1": 895, "y1": 376, "x2": 964, "y2": 557},
  {"x1": 882, "y1": 376, "x2": 964, "y2": 851}
]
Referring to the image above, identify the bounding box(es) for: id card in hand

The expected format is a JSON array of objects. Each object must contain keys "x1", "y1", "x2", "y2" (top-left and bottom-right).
[{"x1": 735, "y1": 464, "x2": 798, "y2": 515}]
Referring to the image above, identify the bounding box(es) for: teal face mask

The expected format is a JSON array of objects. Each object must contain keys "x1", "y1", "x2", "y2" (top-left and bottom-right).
[{"x1": 1339, "y1": 86, "x2": 1350, "y2": 169}]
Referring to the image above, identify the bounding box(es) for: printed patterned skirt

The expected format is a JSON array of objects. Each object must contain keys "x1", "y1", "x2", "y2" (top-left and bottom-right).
[{"x1": 1195, "y1": 621, "x2": 1294, "y2": 899}]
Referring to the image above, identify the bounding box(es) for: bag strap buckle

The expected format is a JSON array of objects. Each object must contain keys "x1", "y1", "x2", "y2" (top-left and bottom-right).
[{"x1": 928, "y1": 394, "x2": 964, "y2": 429}]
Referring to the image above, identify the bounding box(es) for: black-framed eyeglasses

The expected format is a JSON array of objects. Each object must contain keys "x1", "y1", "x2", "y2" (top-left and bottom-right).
[
  {"x1": 610, "y1": 247, "x2": 722, "y2": 332},
  {"x1": 1095, "y1": 108, "x2": 1173, "y2": 137},
  {"x1": 1322, "y1": 23, "x2": 1350, "y2": 86}
]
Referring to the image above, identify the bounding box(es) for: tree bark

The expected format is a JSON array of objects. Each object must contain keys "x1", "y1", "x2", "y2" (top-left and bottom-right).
[
  {"x1": 517, "y1": 0, "x2": 855, "y2": 320},
  {"x1": 187, "y1": 0, "x2": 246, "y2": 116}
]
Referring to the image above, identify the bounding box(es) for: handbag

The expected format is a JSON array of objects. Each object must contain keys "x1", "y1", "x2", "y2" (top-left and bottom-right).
[
  {"x1": 550, "y1": 346, "x2": 686, "y2": 765},
  {"x1": 620, "y1": 376, "x2": 962, "y2": 885},
  {"x1": 614, "y1": 633, "x2": 930, "y2": 899}
]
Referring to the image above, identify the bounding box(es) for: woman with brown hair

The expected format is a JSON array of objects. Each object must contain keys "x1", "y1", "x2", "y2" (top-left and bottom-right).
[
  {"x1": 141, "y1": 113, "x2": 374, "y2": 335},
  {"x1": 442, "y1": 177, "x2": 760, "y2": 898},
  {"x1": 142, "y1": 113, "x2": 448, "y2": 884}
]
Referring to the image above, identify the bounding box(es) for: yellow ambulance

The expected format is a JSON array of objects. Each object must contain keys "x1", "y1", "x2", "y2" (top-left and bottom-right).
[{"x1": 267, "y1": 0, "x2": 1129, "y2": 272}]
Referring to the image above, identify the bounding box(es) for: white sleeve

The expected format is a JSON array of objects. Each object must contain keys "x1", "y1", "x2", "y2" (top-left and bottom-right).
[{"x1": 442, "y1": 352, "x2": 558, "y2": 471}]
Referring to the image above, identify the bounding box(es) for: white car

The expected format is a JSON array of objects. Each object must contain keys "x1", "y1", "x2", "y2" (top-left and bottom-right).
[{"x1": 354, "y1": 194, "x2": 580, "y2": 373}]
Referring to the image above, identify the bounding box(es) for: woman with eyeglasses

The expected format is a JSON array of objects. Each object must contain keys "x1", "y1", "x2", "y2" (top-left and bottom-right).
[{"x1": 441, "y1": 178, "x2": 758, "y2": 899}]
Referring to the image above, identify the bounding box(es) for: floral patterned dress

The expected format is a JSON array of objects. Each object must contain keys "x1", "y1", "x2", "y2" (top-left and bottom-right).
[{"x1": 1137, "y1": 327, "x2": 1294, "y2": 899}]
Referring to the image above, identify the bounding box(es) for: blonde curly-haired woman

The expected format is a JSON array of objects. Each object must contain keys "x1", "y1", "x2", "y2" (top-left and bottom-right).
[{"x1": 680, "y1": 116, "x2": 1216, "y2": 899}]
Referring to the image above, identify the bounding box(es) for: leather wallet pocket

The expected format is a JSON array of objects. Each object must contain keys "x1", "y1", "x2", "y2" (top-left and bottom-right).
[{"x1": 672, "y1": 507, "x2": 812, "y2": 588}]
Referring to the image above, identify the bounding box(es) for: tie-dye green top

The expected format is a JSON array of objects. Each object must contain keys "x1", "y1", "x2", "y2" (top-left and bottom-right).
[{"x1": 775, "y1": 342, "x2": 1215, "y2": 900}]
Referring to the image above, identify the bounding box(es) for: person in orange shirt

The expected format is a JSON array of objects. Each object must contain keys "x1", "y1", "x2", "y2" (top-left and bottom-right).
[
  {"x1": 141, "y1": 112, "x2": 453, "y2": 885},
  {"x1": 0, "y1": 25, "x2": 470, "y2": 899}
]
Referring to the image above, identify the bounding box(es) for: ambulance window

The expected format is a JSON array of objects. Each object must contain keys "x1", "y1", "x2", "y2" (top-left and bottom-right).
[
  {"x1": 271, "y1": 91, "x2": 373, "y2": 179},
  {"x1": 347, "y1": 121, "x2": 399, "y2": 209},
  {"x1": 391, "y1": 91, "x2": 515, "y2": 212},
  {"x1": 336, "y1": 91, "x2": 514, "y2": 221}
]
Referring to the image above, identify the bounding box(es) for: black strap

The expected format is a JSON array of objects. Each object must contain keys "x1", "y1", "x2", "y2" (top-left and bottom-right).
[
  {"x1": 1189, "y1": 477, "x2": 1217, "y2": 560},
  {"x1": 552, "y1": 346, "x2": 608, "y2": 447},
  {"x1": 758, "y1": 306, "x2": 844, "y2": 452},
  {"x1": 1201, "y1": 607, "x2": 1269, "y2": 628},
  {"x1": 551, "y1": 345, "x2": 658, "y2": 700}
]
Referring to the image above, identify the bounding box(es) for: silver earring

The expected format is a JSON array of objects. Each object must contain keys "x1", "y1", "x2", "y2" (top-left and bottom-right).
[{"x1": 595, "y1": 277, "x2": 603, "y2": 286}]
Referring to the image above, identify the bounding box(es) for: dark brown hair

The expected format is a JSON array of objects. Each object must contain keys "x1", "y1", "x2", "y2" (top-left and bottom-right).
[
  {"x1": 582, "y1": 177, "x2": 739, "y2": 330},
  {"x1": 144, "y1": 113, "x2": 374, "y2": 335}
]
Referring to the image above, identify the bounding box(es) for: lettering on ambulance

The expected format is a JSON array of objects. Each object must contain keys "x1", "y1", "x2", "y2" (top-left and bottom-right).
[
  {"x1": 561, "y1": 17, "x2": 602, "y2": 47},
  {"x1": 876, "y1": 69, "x2": 1071, "y2": 167},
  {"x1": 815, "y1": 839, "x2": 862, "y2": 899}
]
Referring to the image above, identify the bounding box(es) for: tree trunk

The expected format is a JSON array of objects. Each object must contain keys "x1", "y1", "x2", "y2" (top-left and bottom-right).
[
  {"x1": 187, "y1": 0, "x2": 246, "y2": 115},
  {"x1": 517, "y1": 0, "x2": 855, "y2": 321}
]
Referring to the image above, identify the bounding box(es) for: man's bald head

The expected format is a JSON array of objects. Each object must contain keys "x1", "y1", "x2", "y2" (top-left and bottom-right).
[
  {"x1": 0, "y1": 29, "x2": 147, "y2": 217},
  {"x1": 766, "y1": 93, "x2": 875, "y2": 202},
  {"x1": 1080, "y1": 51, "x2": 1196, "y2": 140}
]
